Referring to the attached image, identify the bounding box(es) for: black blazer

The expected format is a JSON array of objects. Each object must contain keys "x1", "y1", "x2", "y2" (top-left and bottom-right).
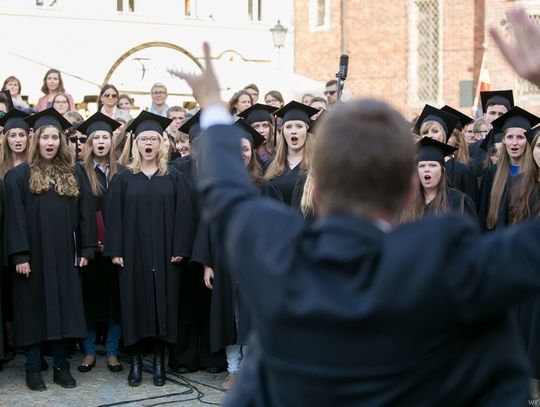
[{"x1": 197, "y1": 123, "x2": 540, "y2": 407}]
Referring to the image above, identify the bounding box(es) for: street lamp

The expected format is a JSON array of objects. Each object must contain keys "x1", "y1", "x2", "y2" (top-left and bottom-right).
[{"x1": 270, "y1": 20, "x2": 288, "y2": 49}]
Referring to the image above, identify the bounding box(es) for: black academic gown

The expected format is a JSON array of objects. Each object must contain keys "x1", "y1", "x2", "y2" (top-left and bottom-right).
[
  {"x1": 261, "y1": 164, "x2": 301, "y2": 206},
  {"x1": 0, "y1": 180, "x2": 5, "y2": 359},
  {"x1": 497, "y1": 176, "x2": 540, "y2": 378},
  {"x1": 197, "y1": 123, "x2": 540, "y2": 407},
  {"x1": 79, "y1": 164, "x2": 123, "y2": 324},
  {"x1": 477, "y1": 164, "x2": 497, "y2": 230},
  {"x1": 424, "y1": 188, "x2": 478, "y2": 223},
  {"x1": 445, "y1": 159, "x2": 478, "y2": 206},
  {"x1": 5, "y1": 163, "x2": 95, "y2": 347},
  {"x1": 104, "y1": 166, "x2": 194, "y2": 347},
  {"x1": 192, "y1": 217, "x2": 253, "y2": 352}
]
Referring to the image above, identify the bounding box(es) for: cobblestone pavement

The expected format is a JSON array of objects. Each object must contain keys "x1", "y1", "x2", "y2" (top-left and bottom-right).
[{"x1": 0, "y1": 353, "x2": 227, "y2": 407}]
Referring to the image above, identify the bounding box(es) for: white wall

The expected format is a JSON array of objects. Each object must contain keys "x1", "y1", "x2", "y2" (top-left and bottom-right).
[{"x1": 0, "y1": 0, "x2": 310, "y2": 112}]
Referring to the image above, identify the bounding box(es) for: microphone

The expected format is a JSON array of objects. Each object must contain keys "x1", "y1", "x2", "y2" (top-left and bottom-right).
[{"x1": 337, "y1": 54, "x2": 349, "y2": 80}]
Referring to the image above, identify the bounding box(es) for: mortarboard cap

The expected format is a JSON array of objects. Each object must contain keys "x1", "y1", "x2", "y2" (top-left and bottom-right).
[
  {"x1": 274, "y1": 100, "x2": 319, "y2": 125},
  {"x1": 234, "y1": 118, "x2": 266, "y2": 149},
  {"x1": 480, "y1": 90, "x2": 514, "y2": 113},
  {"x1": 308, "y1": 110, "x2": 328, "y2": 134},
  {"x1": 0, "y1": 109, "x2": 30, "y2": 133},
  {"x1": 126, "y1": 110, "x2": 172, "y2": 137},
  {"x1": 479, "y1": 129, "x2": 503, "y2": 152},
  {"x1": 179, "y1": 110, "x2": 201, "y2": 142},
  {"x1": 237, "y1": 103, "x2": 278, "y2": 125},
  {"x1": 441, "y1": 105, "x2": 473, "y2": 130},
  {"x1": 491, "y1": 106, "x2": 540, "y2": 133},
  {"x1": 77, "y1": 111, "x2": 122, "y2": 136},
  {"x1": 416, "y1": 136, "x2": 457, "y2": 167},
  {"x1": 414, "y1": 104, "x2": 460, "y2": 141},
  {"x1": 24, "y1": 107, "x2": 72, "y2": 131}
]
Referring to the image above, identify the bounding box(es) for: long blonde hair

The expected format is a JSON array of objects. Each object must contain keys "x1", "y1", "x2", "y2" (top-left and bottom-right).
[
  {"x1": 264, "y1": 122, "x2": 314, "y2": 180},
  {"x1": 300, "y1": 171, "x2": 315, "y2": 217},
  {"x1": 450, "y1": 128, "x2": 470, "y2": 165},
  {"x1": 83, "y1": 131, "x2": 118, "y2": 196},
  {"x1": 486, "y1": 129, "x2": 533, "y2": 229},
  {"x1": 128, "y1": 131, "x2": 169, "y2": 176},
  {"x1": 0, "y1": 128, "x2": 29, "y2": 179},
  {"x1": 28, "y1": 125, "x2": 79, "y2": 197}
]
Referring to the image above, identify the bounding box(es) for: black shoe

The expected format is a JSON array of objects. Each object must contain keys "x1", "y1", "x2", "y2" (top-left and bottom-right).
[
  {"x1": 40, "y1": 356, "x2": 49, "y2": 371},
  {"x1": 205, "y1": 366, "x2": 223, "y2": 374},
  {"x1": 107, "y1": 362, "x2": 123, "y2": 373},
  {"x1": 128, "y1": 354, "x2": 142, "y2": 386},
  {"x1": 53, "y1": 362, "x2": 77, "y2": 388},
  {"x1": 77, "y1": 357, "x2": 96, "y2": 373},
  {"x1": 172, "y1": 365, "x2": 197, "y2": 374},
  {"x1": 153, "y1": 343, "x2": 166, "y2": 386},
  {"x1": 26, "y1": 364, "x2": 47, "y2": 391}
]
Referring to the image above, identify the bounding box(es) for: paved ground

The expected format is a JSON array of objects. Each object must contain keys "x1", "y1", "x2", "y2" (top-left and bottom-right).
[{"x1": 0, "y1": 353, "x2": 227, "y2": 407}]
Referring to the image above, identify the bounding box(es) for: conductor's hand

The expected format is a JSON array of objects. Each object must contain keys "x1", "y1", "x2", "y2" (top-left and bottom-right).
[
  {"x1": 490, "y1": 8, "x2": 540, "y2": 87},
  {"x1": 112, "y1": 257, "x2": 124, "y2": 267},
  {"x1": 16, "y1": 262, "x2": 31, "y2": 278},
  {"x1": 203, "y1": 266, "x2": 214, "y2": 290},
  {"x1": 171, "y1": 256, "x2": 183, "y2": 263},
  {"x1": 167, "y1": 42, "x2": 224, "y2": 109},
  {"x1": 79, "y1": 257, "x2": 89, "y2": 268}
]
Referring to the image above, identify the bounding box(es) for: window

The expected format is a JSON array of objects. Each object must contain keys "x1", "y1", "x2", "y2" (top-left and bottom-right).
[
  {"x1": 36, "y1": 0, "x2": 60, "y2": 9},
  {"x1": 309, "y1": 0, "x2": 329, "y2": 31},
  {"x1": 248, "y1": 0, "x2": 262, "y2": 22},
  {"x1": 117, "y1": 0, "x2": 135, "y2": 12},
  {"x1": 184, "y1": 0, "x2": 196, "y2": 17},
  {"x1": 408, "y1": 0, "x2": 442, "y2": 108}
]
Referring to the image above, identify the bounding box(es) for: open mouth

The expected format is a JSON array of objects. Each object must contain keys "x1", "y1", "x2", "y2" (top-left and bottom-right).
[
  {"x1": 424, "y1": 174, "x2": 432, "y2": 183},
  {"x1": 45, "y1": 147, "x2": 54, "y2": 153},
  {"x1": 510, "y1": 147, "x2": 519, "y2": 154},
  {"x1": 145, "y1": 147, "x2": 153, "y2": 154},
  {"x1": 290, "y1": 136, "x2": 298, "y2": 143}
]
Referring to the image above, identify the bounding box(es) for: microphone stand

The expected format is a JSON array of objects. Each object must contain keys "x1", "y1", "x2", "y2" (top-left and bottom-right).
[{"x1": 335, "y1": 57, "x2": 348, "y2": 103}]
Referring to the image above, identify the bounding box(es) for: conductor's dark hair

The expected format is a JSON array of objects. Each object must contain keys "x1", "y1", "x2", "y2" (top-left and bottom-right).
[
  {"x1": 313, "y1": 99, "x2": 415, "y2": 217},
  {"x1": 325, "y1": 79, "x2": 337, "y2": 88}
]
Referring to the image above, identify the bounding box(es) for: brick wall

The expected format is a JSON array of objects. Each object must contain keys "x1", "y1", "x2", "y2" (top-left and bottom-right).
[{"x1": 294, "y1": 0, "x2": 540, "y2": 118}]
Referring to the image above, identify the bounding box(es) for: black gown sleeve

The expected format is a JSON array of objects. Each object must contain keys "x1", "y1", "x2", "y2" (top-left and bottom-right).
[
  {"x1": 5, "y1": 166, "x2": 30, "y2": 265},
  {"x1": 191, "y1": 220, "x2": 213, "y2": 268},
  {"x1": 103, "y1": 170, "x2": 126, "y2": 259},
  {"x1": 171, "y1": 167, "x2": 195, "y2": 258},
  {"x1": 76, "y1": 165, "x2": 97, "y2": 259}
]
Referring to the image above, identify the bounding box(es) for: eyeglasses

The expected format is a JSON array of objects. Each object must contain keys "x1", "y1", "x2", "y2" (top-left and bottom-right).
[
  {"x1": 138, "y1": 136, "x2": 160, "y2": 143},
  {"x1": 152, "y1": 91, "x2": 167, "y2": 95},
  {"x1": 69, "y1": 136, "x2": 87, "y2": 144},
  {"x1": 54, "y1": 100, "x2": 68, "y2": 104},
  {"x1": 103, "y1": 93, "x2": 118, "y2": 99},
  {"x1": 474, "y1": 130, "x2": 488, "y2": 135},
  {"x1": 323, "y1": 90, "x2": 337, "y2": 96}
]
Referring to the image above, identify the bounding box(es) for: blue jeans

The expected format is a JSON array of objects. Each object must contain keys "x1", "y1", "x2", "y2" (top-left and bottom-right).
[
  {"x1": 82, "y1": 322, "x2": 122, "y2": 357},
  {"x1": 25, "y1": 341, "x2": 67, "y2": 368}
]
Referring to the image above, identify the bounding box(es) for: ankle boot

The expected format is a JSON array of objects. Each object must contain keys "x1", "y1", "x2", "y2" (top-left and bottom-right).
[
  {"x1": 26, "y1": 363, "x2": 46, "y2": 391},
  {"x1": 153, "y1": 342, "x2": 166, "y2": 386},
  {"x1": 53, "y1": 362, "x2": 76, "y2": 388},
  {"x1": 128, "y1": 354, "x2": 142, "y2": 386}
]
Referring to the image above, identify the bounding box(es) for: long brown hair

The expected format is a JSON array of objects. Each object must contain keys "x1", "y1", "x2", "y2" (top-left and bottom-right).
[
  {"x1": 509, "y1": 132, "x2": 540, "y2": 223},
  {"x1": 83, "y1": 131, "x2": 118, "y2": 197},
  {"x1": 244, "y1": 139, "x2": 263, "y2": 186},
  {"x1": 40, "y1": 68, "x2": 66, "y2": 94},
  {"x1": 450, "y1": 128, "x2": 470, "y2": 165},
  {"x1": 486, "y1": 129, "x2": 533, "y2": 229},
  {"x1": 28, "y1": 125, "x2": 79, "y2": 197},
  {"x1": 401, "y1": 165, "x2": 449, "y2": 223},
  {"x1": 0, "y1": 128, "x2": 29, "y2": 179},
  {"x1": 264, "y1": 122, "x2": 314, "y2": 180}
]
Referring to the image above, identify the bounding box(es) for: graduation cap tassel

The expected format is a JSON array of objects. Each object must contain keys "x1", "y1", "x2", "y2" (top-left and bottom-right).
[{"x1": 273, "y1": 114, "x2": 278, "y2": 149}]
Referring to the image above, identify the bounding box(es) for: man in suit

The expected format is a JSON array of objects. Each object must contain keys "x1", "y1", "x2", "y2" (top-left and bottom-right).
[{"x1": 171, "y1": 42, "x2": 540, "y2": 406}]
